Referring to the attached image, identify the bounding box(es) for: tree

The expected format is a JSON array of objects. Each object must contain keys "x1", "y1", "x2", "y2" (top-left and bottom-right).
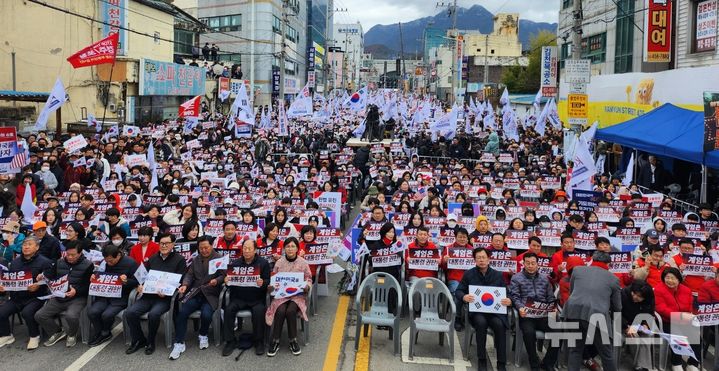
[{"x1": 500, "y1": 30, "x2": 557, "y2": 94}]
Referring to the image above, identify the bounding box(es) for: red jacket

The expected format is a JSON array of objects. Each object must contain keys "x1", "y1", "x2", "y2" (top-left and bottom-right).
[
  {"x1": 299, "y1": 240, "x2": 321, "y2": 277},
  {"x1": 559, "y1": 276, "x2": 570, "y2": 307},
  {"x1": 635, "y1": 258, "x2": 667, "y2": 288},
  {"x1": 405, "y1": 240, "x2": 439, "y2": 279},
  {"x1": 441, "y1": 243, "x2": 473, "y2": 282},
  {"x1": 672, "y1": 254, "x2": 708, "y2": 293},
  {"x1": 129, "y1": 241, "x2": 160, "y2": 265},
  {"x1": 16, "y1": 183, "x2": 36, "y2": 207},
  {"x1": 654, "y1": 281, "x2": 694, "y2": 322},
  {"x1": 698, "y1": 279, "x2": 719, "y2": 304}
]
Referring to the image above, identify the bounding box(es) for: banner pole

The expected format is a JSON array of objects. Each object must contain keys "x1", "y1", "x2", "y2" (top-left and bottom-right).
[{"x1": 100, "y1": 44, "x2": 118, "y2": 130}]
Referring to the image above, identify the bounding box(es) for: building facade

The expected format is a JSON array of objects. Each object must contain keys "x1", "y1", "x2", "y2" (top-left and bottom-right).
[
  {"x1": 332, "y1": 22, "x2": 364, "y2": 90},
  {"x1": 0, "y1": 0, "x2": 203, "y2": 129},
  {"x1": 198, "y1": 0, "x2": 308, "y2": 104}
]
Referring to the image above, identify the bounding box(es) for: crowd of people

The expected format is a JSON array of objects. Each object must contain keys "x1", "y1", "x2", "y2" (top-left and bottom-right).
[{"x1": 0, "y1": 90, "x2": 717, "y2": 371}]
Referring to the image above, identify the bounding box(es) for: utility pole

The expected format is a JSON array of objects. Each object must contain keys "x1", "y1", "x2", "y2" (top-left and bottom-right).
[
  {"x1": 398, "y1": 22, "x2": 406, "y2": 94},
  {"x1": 279, "y1": 0, "x2": 287, "y2": 102},
  {"x1": 483, "y1": 35, "x2": 489, "y2": 84},
  {"x1": 572, "y1": 0, "x2": 583, "y2": 59},
  {"x1": 436, "y1": 0, "x2": 458, "y2": 104},
  {"x1": 250, "y1": 0, "x2": 255, "y2": 103},
  {"x1": 333, "y1": 8, "x2": 348, "y2": 92}
]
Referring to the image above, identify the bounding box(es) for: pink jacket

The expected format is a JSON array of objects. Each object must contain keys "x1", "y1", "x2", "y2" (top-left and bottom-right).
[{"x1": 265, "y1": 256, "x2": 313, "y2": 326}]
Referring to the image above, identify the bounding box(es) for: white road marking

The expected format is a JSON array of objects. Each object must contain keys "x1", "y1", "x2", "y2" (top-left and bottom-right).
[
  {"x1": 64, "y1": 323, "x2": 123, "y2": 371},
  {"x1": 400, "y1": 328, "x2": 473, "y2": 371}
]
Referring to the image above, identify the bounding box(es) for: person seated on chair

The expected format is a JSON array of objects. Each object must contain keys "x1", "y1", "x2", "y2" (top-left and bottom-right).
[
  {"x1": 88, "y1": 244, "x2": 139, "y2": 347},
  {"x1": 455, "y1": 247, "x2": 512, "y2": 371},
  {"x1": 170, "y1": 236, "x2": 225, "y2": 360},
  {"x1": 35, "y1": 242, "x2": 94, "y2": 348},
  {"x1": 441, "y1": 227, "x2": 473, "y2": 332},
  {"x1": 265, "y1": 237, "x2": 312, "y2": 357},
  {"x1": 508, "y1": 252, "x2": 559, "y2": 371},
  {"x1": 367, "y1": 222, "x2": 402, "y2": 330},
  {"x1": 124, "y1": 233, "x2": 186, "y2": 356},
  {"x1": 222, "y1": 238, "x2": 270, "y2": 357},
  {"x1": 405, "y1": 226, "x2": 439, "y2": 281},
  {"x1": 0, "y1": 236, "x2": 53, "y2": 350}
]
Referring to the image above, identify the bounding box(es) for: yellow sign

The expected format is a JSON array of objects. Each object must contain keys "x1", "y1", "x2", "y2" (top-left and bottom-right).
[{"x1": 568, "y1": 94, "x2": 588, "y2": 118}]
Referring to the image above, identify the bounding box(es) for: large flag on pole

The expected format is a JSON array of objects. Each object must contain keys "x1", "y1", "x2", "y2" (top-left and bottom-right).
[
  {"x1": 623, "y1": 152, "x2": 635, "y2": 186},
  {"x1": 287, "y1": 83, "x2": 313, "y2": 118},
  {"x1": 35, "y1": 78, "x2": 68, "y2": 131},
  {"x1": 229, "y1": 83, "x2": 254, "y2": 126},
  {"x1": 344, "y1": 86, "x2": 368, "y2": 112},
  {"x1": 178, "y1": 96, "x2": 202, "y2": 118},
  {"x1": 66, "y1": 33, "x2": 119, "y2": 68}
]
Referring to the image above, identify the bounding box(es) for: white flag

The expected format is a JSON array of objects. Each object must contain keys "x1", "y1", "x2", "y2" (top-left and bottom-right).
[
  {"x1": 148, "y1": 139, "x2": 158, "y2": 191},
  {"x1": 344, "y1": 87, "x2": 368, "y2": 112},
  {"x1": 623, "y1": 153, "x2": 635, "y2": 186},
  {"x1": 570, "y1": 137, "x2": 597, "y2": 185},
  {"x1": 230, "y1": 83, "x2": 254, "y2": 125},
  {"x1": 35, "y1": 77, "x2": 68, "y2": 131},
  {"x1": 20, "y1": 184, "x2": 37, "y2": 225},
  {"x1": 87, "y1": 114, "x2": 102, "y2": 133},
  {"x1": 208, "y1": 255, "x2": 229, "y2": 274},
  {"x1": 533, "y1": 89, "x2": 542, "y2": 112},
  {"x1": 499, "y1": 87, "x2": 510, "y2": 106},
  {"x1": 287, "y1": 83, "x2": 313, "y2": 118}
]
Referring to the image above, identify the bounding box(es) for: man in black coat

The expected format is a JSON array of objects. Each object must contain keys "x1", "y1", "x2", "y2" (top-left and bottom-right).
[
  {"x1": 0, "y1": 236, "x2": 53, "y2": 350},
  {"x1": 35, "y1": 243, "x2": 94, "y2": 347},
  {"x1": 124, "y1": 233, "x2": 187, "y2": 355},
  {"x1": 88, "y1": 244, "x2": 139, "y2": 346},
  {"x1": 636, "y1": 155, "x2": 665, "y2": 190},
  {"x1": 456, "y1": 248, "x2": 512, "y2": 371},
  {"x1": 33, "y1": 221, "x2": 62, "y2": 261}
]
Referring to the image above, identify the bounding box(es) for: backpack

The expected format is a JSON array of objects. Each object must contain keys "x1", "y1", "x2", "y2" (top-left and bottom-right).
[{"x1": 234, "y1": 332, "x2": 254, "y2": 361}]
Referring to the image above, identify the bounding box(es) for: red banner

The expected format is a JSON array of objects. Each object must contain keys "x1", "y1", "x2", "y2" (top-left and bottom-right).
[
  {"x1": 644, "y1": 0, "x2": 672, "y2": 62},
  {"x1": 178, "y1": 95, "x2": 202, "y2": 118},
  {"x1": 66, "y1": 33, "x2": 119, "y2": 68}
]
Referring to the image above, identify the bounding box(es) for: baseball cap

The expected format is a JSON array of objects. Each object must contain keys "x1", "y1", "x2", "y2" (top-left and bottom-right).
[
  {"x1": 33, "y1": 221, "x2": 48, "y2": 231},
  {"x1": 644, "y1": 229, "x2": 660, "y2": 239},
  {"x1": 447, "y1": 213, "x2": 457, "y2": 221}
]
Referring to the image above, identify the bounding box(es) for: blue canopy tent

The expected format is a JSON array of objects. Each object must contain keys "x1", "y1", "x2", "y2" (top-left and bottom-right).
[{"x1": 595, "y1": 103, "x2": 719, "y2": 202}]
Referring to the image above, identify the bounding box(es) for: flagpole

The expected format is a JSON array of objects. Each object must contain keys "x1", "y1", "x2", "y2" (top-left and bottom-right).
[{"x1": 100, "y1": 44, "x2": 118, "y2": 131}]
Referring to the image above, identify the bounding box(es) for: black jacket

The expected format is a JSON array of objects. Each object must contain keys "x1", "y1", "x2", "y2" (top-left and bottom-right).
[
  {"x1": 8, "y1": 252, "x2": 53, "y2": 302},
  {"x1": 227, "y1": 254, "x2": 270, "y2": 304},
  {"x1": 144, "y1": 250, "x2": 187, "y2": 298},
  {"x1": 455, "y1": 266, "x2": 509, "y2": 327},
  {"x1": 620, "y1": 283, "x2": 655, "y2": 330},
  {"x1": 45, "y1": 254, "x2": 94, "y2": 302},
  {"x1": 101, "y1": 255, "x2": 139, "y2": 304},
  {"x1": 39, "y1": 234, "x2": 63, "y2": 262}
]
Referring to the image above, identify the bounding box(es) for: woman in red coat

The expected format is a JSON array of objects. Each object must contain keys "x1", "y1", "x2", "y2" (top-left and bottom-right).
[
  {"x1": 15, "y1": 173, "x2": 36, "y2": 207},
  {"x1": 653, "y1": 267, "x2": 701, "y2": 370}
]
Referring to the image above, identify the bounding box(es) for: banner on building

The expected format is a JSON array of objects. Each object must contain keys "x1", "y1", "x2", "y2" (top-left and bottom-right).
[
  {"x1": 540, "y1": 46, "x2": 558, "y2": 97},
  {"x1": 139, "y1": 59, "x2": 205, "y2": 96},
  {"x1": 703, "y1": 91, "x2": 719, "y2": 151},
  {"x1": 644, "y1": 0, "x2": 672, "y2": 62},
  {"x1": 100, "y1": 0, "x2": 127, "y2": 56},
  {"x1": 696, "y1": 0, "x2": 718, "y2": 52}
]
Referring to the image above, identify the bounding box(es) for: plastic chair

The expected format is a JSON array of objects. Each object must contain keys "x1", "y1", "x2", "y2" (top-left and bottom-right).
[
  {"x1": 408, "y1": 277, "x2": 455, "y2": 362},
  {"x1": 221, "y1": 286, "x2": 266, "y2": 346},
  {"x1": 512, "y1": 308, "x2": 548, "y2": 368},
  {"x1": 463, "y1": 303, "x2": 513, "y2": 362},
  {"x1": 122, "y1": 291, "x2": 177, "y2": 349},
  {"x1": 86, "y1": 289, "x2": 135, "y2": 345},
  {"x1": 354, "y1": 272, "x2": 403, "y2": 356},
  {"x1": 654, "y1": 311, "x2": 703, "y2": 371},
  {"x1": 178, "y1": 287, "x2": 223, "y2": 346}
]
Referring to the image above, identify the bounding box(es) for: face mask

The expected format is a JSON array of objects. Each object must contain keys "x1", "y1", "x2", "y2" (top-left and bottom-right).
[
  {"x1": 172, "y1": 189, "x2": 179, "y2": 194},
  {"x1": 2, "y1": 233, "x2": 12, "y2": 240},
  {"x1": 111, "y1": 239, "x2": 124, "y2": 246},
  {"x1": 479, "y1": 194, "x2": 487, "y2": 200},
  {"x1": 447, "y1": 221, "x2": 457, "y2": 228},
  {"x1": 41, "y1": 166, "x2": 50, "y2": 172},
  {"x1": 541, "y1": 222, "x2": 551, "y2": 228}
]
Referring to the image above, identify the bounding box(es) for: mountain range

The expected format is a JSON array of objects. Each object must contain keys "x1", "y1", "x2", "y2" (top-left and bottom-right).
[{"x1": 363, "y1": 5, "x2": 557, "y2": 59}]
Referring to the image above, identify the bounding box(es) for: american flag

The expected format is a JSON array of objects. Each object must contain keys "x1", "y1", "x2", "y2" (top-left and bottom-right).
[{"x1": 10, "y1": 142, "x2": 28, "y2": 170}]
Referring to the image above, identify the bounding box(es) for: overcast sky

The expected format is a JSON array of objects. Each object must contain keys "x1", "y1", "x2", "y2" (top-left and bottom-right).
[{"x1": 335, "y1": 0, "x2": 560, "y2": 31}]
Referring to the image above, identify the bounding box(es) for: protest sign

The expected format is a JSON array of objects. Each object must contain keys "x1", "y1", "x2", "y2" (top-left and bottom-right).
[
  {"x1": 468, "y1": 285, "x2": 507, "y2": 314},
  {"x1": 89, "y1": 273, "x2": 123, "y2": 298}
]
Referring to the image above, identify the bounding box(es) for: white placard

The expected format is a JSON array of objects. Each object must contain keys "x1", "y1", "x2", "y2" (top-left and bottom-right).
[
  {"x1": 142, "y1": 270, "x2": 182, "y2": 296},
  {"x1": 63, "y1": 135, "x2": 88, "y2": 154},
  {"x1": 270, "y1": 272, "x2": 306, "y2": 298}
]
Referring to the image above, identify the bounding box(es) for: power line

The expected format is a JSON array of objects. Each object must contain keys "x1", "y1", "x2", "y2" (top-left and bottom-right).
[{"x1": 25, "y1": 0, "x2": 276, "y2": 59}]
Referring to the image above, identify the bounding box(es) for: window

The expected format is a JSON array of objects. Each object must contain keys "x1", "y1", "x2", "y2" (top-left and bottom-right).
[
  {"x1": 562, "y1": 0, "x2": 573, "y2": 9},
  {"x1": 491, "y1": 49, "x2": 495, "y2": 54},
  {"x1": 201, "y1": 14, "x2": 241, "y2": 32},
  {"x1": 559, "y1": 42, "x2": 571, "y2": 68},
  {"x1": 174, "y1": 29, "x2": 195, "y2": 55},
  {"x1": 223, "y1": 53, "x2": 242, "y2": 63},
  {"x1": 693, "y1": 0, "x2": 718, "y2": 53},
  {"x1": 273, "y1": 16, "x2": 282, "y2": 35},
  {"x1": 614, "y1": 0, "x2": 634, "y2": 73},
  {"x1": 286, "y1": 26, "x2": 298, "y2": 43},
  {"x1": 581, "y1": 33, "x2": 606, "y2": 63}
]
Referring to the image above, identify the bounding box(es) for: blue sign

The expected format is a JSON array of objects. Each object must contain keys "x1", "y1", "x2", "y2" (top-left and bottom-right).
[
  {"x1": 572, "y1": 190, "x2": 602, "y2": 212},
  {"x1": 139, "y1": 59, "x2": 206, "y2": 96},
  {"x1": 100, "y1": 0, "x2": 128, "y2": 56},
  {"x1": 308, "y1": 47, "x2": 315, "y2": 71}
]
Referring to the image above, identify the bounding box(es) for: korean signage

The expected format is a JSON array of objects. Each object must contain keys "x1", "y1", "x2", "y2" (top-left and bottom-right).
[
  {"x1": 99, "y1": 0, "x2": 127, "y2": 56},
  {"x1": 307, "y1": 70, "x2": 316, "y2": 88},
  {"x1": 456, "y1": 35, "x2": 464, "y2": 84},
  {"x1": 696, "y1": 0, "x2": 718, "y2": 52},
  {"x1": 540, "y1": 46, "x2": 558, "y2": 97},
  {"x1": 139, "y1": 59, "x2": 205, "y2": 96},
  {"x1": 0, "y1": 127, "x2": 18, "y2": 174},
  {"x1": 308, "y1": 47, "x2": 316, "y2": 70},
  {"x1": 272, "y1": 70, "x2": 280, "y2": 94},
  {"x1": 567, "y1": 93, "x2": 588, "y2": 126},
  {"x1": 564, "y1": 59, "x2": 591, "y2": 85},
  {"x1": 643, "y1": 0, "x2": 672, "y2": 62}
]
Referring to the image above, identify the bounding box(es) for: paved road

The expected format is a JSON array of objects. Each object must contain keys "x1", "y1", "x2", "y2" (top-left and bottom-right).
[{"x1": 2, "y1": 202, "x2": 718, "y2": 370}]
